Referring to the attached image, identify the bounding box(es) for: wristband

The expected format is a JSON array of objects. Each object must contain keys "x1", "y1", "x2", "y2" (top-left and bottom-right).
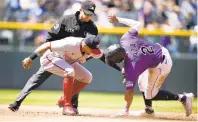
[{"x1": 29, "y1": 53, "x2": 38, "y2": 60}]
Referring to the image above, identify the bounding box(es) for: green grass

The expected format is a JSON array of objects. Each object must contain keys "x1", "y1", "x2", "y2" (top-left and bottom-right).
[{"x1": 0, "y1": 89, "x2": 197, "y2": 113}]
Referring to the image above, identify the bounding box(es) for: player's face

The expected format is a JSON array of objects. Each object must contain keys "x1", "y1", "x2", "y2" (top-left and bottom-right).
[{"x1": 80, "y1": 10, "x2": 92, "y2": 22}]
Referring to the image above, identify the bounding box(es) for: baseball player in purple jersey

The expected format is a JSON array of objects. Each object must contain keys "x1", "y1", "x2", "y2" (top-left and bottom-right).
[
  {"x1": 21, "y1": 35, "x2": 102, "y2": 116},
  {"x1": 108, "y1": 15, "x2": 194, "y2": 117}
]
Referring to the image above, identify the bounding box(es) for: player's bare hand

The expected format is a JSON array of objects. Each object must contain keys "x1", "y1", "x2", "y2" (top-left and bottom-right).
[
  {"x1": 22, "y1": 57, "x2": 32, "y2": 69},
  {"x1": 108, "y1": 14, "x2": 118, "y2": 23}
]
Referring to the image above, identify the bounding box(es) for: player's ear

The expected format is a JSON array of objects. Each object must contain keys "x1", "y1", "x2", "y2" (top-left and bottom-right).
[
  {"x1": 81, "y1": 41, "x2": 86, "y2": 52},
  {"x1": 81, "y1": 41, "x2": 91, "y2": 54}
]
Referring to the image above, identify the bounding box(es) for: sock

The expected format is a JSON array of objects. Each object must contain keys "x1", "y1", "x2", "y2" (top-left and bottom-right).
[
  {"x1": 142, "y1": 92, "x2": 152, "y2": 107},
  {"x1": 63, "y1": 77, "x2": 74, "y2": 106},
  {"x1": 72, "y1": 94, "x2": 79, "y2": 109},
  {"x1": 59, "y1": 80, "x2": 89, "y2": 108},
  {"x1": 72, "y1": 81, "x2": 88, "y2": 95},
  {"x1": 152, "y1": 90, "x2": 179, "y2": 101},
  {"x1": 71, "y1": 81, "x2": 88, "y2": 108}
]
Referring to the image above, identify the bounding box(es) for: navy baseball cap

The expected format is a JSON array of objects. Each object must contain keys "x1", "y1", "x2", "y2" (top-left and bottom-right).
[
  {"x1": 84, "y1": 35, "x2": 101, "y2": 55},
  {"x1": 81, "y1": 1, "x2": 96, "y2": 16}
]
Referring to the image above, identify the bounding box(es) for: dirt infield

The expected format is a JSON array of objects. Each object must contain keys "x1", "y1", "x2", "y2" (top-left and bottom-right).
[{"x1": 0, "y1": 104, "x2": 197, "y2": 122}]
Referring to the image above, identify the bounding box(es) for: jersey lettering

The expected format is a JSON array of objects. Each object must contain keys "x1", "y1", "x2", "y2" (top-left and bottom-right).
[
  {"x1": 65, "y1": 28, "x2": 74, "y2": 33},
  {"x1": 129, "y1": 44, "x2": 139, "y2": 62}
]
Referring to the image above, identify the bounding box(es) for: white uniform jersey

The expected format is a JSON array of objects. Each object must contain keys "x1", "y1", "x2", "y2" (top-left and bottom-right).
[{"x1": 40, "y1": 36, "x2": 102, "y2": 66}]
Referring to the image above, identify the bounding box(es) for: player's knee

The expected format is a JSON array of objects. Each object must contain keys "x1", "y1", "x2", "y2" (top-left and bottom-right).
[
  {"x1": 83, "y1": 72, "x2": 92, "y2": 83},
  {"x1": 64, "y1": 68, "x2": 75, "y2": 78},
  {"x1": 145, "y1": 94, "x2": 153, "y2": 99}
]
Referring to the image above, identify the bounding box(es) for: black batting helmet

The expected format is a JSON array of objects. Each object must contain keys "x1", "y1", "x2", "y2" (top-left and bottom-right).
[{"x1": 105, "y1": 44, "x2": 125, "y2": 64}]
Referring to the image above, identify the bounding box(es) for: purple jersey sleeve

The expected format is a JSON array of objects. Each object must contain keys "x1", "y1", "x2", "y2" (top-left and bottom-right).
[{"x1": 121, "y1": 29, "x2": 139, "y2": 41}]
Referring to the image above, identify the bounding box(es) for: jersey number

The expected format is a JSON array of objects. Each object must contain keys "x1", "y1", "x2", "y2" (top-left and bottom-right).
[{"x1": 141, "y1": 46, "x2": 155, "y2": 55}]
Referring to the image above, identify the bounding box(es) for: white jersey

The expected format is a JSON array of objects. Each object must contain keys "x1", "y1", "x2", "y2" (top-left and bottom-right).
[{"x1": 40, "y1": 37, "x2": 102, "y2": 65}]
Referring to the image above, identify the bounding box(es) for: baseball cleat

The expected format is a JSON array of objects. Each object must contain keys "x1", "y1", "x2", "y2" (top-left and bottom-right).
[
  {"x1": 129, "y1": 110, "x2": 155, "y2": 117},
  {"x1": 57, "y1": 97, "x2": 79, "y2": 114},
  {"x1": 182, "y1": 93, "x2": 194, "y2": 117},
  {"x1": 62, "y1": 105, "x2": 77, "y2": 116},
  {"x1": 56, "y1": 102, "x2": 64, "y2": 108},
  {"x1": 73, "y1": 108, "x2": 79, "y2": 115},
  {"x1": 145, "y1": 106, "x2": 155, "y2": 114},
  {"x1": 57, "y1": 103, "x2": 79, "y2": 114},
  {"x1": 8, "y1": 102, "x2": 20, "y2": 112}
]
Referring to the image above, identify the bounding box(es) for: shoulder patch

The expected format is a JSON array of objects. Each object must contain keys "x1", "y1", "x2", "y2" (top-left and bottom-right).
[{"x1": 54, "y1": 23, "x2": 60, "y2": 30}]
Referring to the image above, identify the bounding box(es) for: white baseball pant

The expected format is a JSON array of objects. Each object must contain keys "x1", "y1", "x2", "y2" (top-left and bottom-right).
[
  {"x1": 40, "y1": 55, "x2": 92, "y2": 83},
  {"x1": 138, "y1": 46, "x2": 173, "y2": 99}
]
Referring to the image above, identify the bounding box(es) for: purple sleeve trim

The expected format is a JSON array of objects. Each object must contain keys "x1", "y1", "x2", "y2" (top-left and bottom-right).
[{"x1": 125, "y1": 80, "x2": 136, "y2": 90}]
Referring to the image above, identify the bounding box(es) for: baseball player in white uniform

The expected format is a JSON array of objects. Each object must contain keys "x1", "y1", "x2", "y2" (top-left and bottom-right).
[{"x1": 22, "y1": 35, "x2": 102, "y2": 116}]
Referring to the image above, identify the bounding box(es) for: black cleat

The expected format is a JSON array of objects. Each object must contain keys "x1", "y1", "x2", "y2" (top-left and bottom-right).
[
  {"x1": 72, "y1": 105, "x2": 79, "y2": 114},
  {"x1": 145, "y1": 107, "x2": 154, "y2": 114},
  {"x1": 73, "y1": 108, "x2": 79, "y2": 115},
  {"x1": 8, "y1": 102, "x2": 20, "y2": 112}
]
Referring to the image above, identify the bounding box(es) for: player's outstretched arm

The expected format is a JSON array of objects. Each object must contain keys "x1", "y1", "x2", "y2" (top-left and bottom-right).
[
  {"x1": 108, "y1": 15, "x2": 142, "y2": 31},
  {"x1": 114, "y1": 88, "x2": 134, "y2": 117},
  {"x1": 34, "y1": 42, "x2": 51, "y2": 55},
  {"x1": 22, "y1": 42, "x2": 51, "y2": 69}
]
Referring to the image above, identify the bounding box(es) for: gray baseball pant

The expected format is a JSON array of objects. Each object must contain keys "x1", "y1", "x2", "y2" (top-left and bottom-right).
[{"x1": 16, "y1": 67, "x2": 52, "y2": 104}]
